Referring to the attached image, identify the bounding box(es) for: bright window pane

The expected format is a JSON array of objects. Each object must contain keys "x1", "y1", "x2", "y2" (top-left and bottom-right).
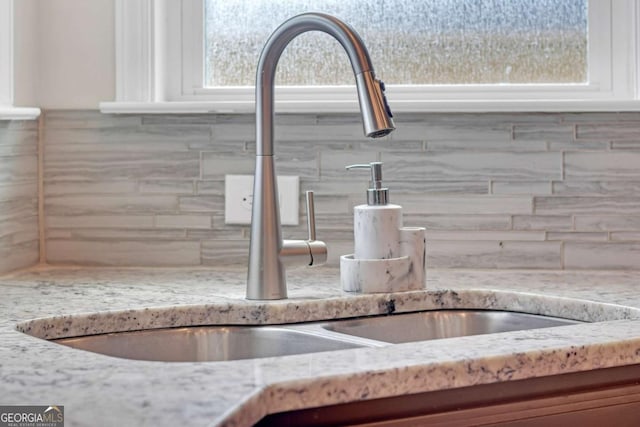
[{"x1": 204, "y1": 0, "x2": 587, "y2": 87}]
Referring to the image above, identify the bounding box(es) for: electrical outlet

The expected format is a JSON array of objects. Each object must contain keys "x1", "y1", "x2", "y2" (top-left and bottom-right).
[{"x1": 225, "y1": 175, "x2": 299, "y2": 225}]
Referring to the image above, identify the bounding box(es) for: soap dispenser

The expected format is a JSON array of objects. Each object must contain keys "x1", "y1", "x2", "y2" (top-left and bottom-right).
[
  {"x1": 341, "y1": 162, "x2": 426, "y2": 293},
  {"x1": 346, "y1": 162, "x2": 403, "y2": 260}
]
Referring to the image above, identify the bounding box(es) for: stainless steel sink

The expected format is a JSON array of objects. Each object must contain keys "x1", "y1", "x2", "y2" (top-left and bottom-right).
[
  {"x1": 321, "y1": 310, "x2": 580, "y2": 344},
  {"x1": 52, "y1": 310, "x2": 580, "y2": 362},
  {"x1": 54, "y1": 326, "x2": 366, "y2": 362}
]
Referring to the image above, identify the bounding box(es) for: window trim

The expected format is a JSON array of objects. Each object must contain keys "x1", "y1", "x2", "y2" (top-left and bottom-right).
[
  {"x1": 0, "y1": 0, "x2": 40, "y2": 120},
  {"x1": 101, "y1": 0, "x2": 640, "y2": 114}
]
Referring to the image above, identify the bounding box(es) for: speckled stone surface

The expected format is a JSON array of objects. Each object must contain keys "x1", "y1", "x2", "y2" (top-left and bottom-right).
[{"x1": 2, "y1": 265, "x2": 640, "y2": 426}]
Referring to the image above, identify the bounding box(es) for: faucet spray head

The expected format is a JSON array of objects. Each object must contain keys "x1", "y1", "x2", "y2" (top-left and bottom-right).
[{"x1": 356, "y1": 71, "x2": 395, "y2": 138}]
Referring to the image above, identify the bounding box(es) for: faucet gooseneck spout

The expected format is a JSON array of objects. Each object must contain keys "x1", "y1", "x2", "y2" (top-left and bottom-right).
[{"x1": 247, "y1": 12, "x2": 395, "y2": 300}]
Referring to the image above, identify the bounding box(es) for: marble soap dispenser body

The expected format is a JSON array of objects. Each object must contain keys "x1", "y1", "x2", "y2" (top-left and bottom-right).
[{"x1": 341, "y1": 162, "x2": 426, "y2": 293}]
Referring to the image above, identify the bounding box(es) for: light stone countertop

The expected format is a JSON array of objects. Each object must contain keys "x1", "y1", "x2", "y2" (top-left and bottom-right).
[{"x1": 2, "y1": 265, "x2": 640, "y2": 426}]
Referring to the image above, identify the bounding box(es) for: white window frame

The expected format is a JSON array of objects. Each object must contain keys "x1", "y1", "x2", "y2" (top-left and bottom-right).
[
  {"x1": 101, "y1": 0, "x2": 640, "y2": 114},
  {"x1": 0, "y1": 0, "x2": 40, "y2": 120}
]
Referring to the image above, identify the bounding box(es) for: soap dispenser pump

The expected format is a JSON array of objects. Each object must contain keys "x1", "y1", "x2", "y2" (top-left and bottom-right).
[
  {"x1": 345, "y1": 162, "x2": 389, "y2": 206},
  {"x1": 341, "y1": 161, "x2": 426, "y2": 293},
  {"x1": 346, "y1": 162, "x2": 403, "y2": 260}
]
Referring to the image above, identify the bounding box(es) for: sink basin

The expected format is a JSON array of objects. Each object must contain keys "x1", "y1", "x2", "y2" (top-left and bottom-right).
[
  {"x1": 54, "y1": 326, "x2": 364, "y2": 362},
  {"x1": 321, "y1": 310, "x2": 580, "y2": 344},
  {"x1": 51, "y1": 310, "x2": 580, "y2": 362}
]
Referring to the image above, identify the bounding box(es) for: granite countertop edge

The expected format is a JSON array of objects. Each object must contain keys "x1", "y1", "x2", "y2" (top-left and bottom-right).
[{"x1": 2, "y1": 266, "x2": 640, "y2": 427}]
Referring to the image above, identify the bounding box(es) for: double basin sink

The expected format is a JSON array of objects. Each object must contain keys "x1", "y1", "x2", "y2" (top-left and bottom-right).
[{"x1": 53, "y1": 310, "x2": 579, "y2": 362}]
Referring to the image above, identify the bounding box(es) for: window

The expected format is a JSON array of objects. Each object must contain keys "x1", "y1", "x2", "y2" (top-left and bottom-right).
[
  {"x1": 102, "y1": 0, "x2": 640, "y2": 114},
  {"x1": 204, "y1": 0, "x2": 588, "y2": 86}
]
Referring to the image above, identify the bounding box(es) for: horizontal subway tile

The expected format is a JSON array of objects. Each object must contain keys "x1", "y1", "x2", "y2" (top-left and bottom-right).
[
  {"x1": 272, "y1": 148, "x2": 318, "y2": 179},
  {"x1": 45, "y1": 195, "x2": 179, "y2": 215},
  {"x1": 46, "y1": 215, "x2": 155, "y2": 229},
  {"x1": 201, "y1": 240, "x2": 249, "y2": 265},
  {"x1": 0, "y1": 141, "x2": 38, "y2": 156},
  {"x1": 427, "y1": 241, "x2": 561, "y2": 269},
  {"x1": 45, "y1": 110, "x2": 142, "y2": 129},
  {"x1": 0, "y1": 155, "x2": 38, "y2": 182},
  {"x1": 196, "y1": 180, "x2": 224, "y2": 195},
  {"x1": 45, "y1": 126, "x2": 209, "y2": 146},
  {"x1": 276, "y1": 123, "x2": 367, "y2": 141},
  {"x1": 611, "y1": 141, "x2": 640, "y2": 150},
  {"x1": 11, "y1": 228, "x2": 39, "y2": 245},
  {"x1": 391, "y1": 119, "x2": 511, "y2": 142},
  {"x1": 0, "y1": 215, "x2": 39, "y2": 239},
  {"x1": 45, "y1": 180, "x2": 138, "y2": 196},
  {"x1": 46, "y1": 240, "x2": 202, "y2": 266},
  {"x1": 553, "y1": 181, "x2": 640, "y2": 196},
  {"x1": 0, "y1": 241, "x2": 39, "y2": 274},
  {"x1": 0, "y1": 198, "x2": 38, "y2": 221},
  {"x1": 548, "y1": 140, "x2": 610, "y2": 151},
  {"x1": 393, "y1": 195, "x2": 532, "y2": 215},
  {"x1": 0, "y1": 182, "x2": 38, "y2": 201},
  {"x1": 0, "y1": 120, "x2": 38, "y2": 130},
  {"x1": 512, "y1": 124, "x2": 574, "y2": 141},
  {"x1": 11, "y1": 229, "x2": 39, "y2": 245},
  {"x1": 141, "y1": 114, "x2": 217, "y2": 126},
  {"x1": 575, "y1": 215, "x2": 640, "y2": 231},
  {"x1": 316, "y1": 113, "x2": 361, "y2": 125},
  {"x1": 201, "y1": 152, "x2": 254, "y2": 179},
  {"x1": 301, "y1": 179, "x2": 365, "y2": 197},
  {"x1": 387, "y1": 180, "x2": 489, "y2": 195},
  {"x1": 427, "y1": 139, "x2": 547, "y2": 152},
  {"x1": 576, "y1": 123, "x2": 640, "y2": 140},
  {"x1": 359, "y1": 140, "x2": 424, "y2": 152},
  {"x1": 512, "y1": 215, "x2": 573, "y2": 231},
  {"x1": 46, "y1": 229, "x2": 72, "y2": 239},
  {"x1": 155, "y1": 214, "x2": 212, "y2": 229},
  {"x1": 611, "y1": 232, "x2": 640, "y2": 241},
  {"x1": 52, "y1": 228, "x2": 187, "y2": 240},
  {"x1": 187, "y1": 228, "x2": 246, "y2": 240},
  {"x1": 546, "y1": 232, "x2": 608, "y2": 241},
  {"x1": 0, "y1": 128, "x2": 38, "y2": 148},
  {"x1": 139, "y1": 180, "x2": 195, "y2": 194},
  {"x1": 564, "y1": 242, "x2": 640, "y2": 269},
  {"x1": 535, "y1": 196, "x2": 640, "y2": 215},
  {"x1": 561, "y1": 112, "x2": 640, "y2": 123},
  {"x1": 403, "y1": 214, "x2": 511, "y2": 231},
  {"x1": 565, "y1": 152, "x2": 640, "y2": 180},
  {"x1": 382, "y1": 152, "x2": 561, "y2": 181},
  {"x1": 178, "y1": 195, "x2": 224, "y2": 213},
  {"x1": 211, "y1": 124, "x2": 254, "y2": 142},
  {"x1": 308, "y1": 195, "x2": 350, "y2": 215},
  {"x1": 45, "y1": 151, "x2": 200, "y2": 180},
  {"x1": 426, "y1": 230, "x2": 545, "y2": 241},
  {"x1": 492, "y1": 181, "x2": 551, "y2": 195}
]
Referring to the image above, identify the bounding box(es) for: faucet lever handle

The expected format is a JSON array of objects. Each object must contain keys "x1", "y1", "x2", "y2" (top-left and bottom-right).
[{"x1": 305, "y1": 191, "x2": 317, "y2": 241}]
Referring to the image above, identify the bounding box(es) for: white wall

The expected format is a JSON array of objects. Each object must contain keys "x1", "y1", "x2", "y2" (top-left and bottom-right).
[
  {"x1": 14, "y1": 0, "x2": 115, "y2": 109},
  {"x1": 13, "y1": 0, "x2": 38, "y2": 107}
]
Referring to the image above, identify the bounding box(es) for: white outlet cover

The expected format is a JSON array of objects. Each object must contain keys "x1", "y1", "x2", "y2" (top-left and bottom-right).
[{"x1": 225, "y1": 175, "x2": 299, "y2": 225}]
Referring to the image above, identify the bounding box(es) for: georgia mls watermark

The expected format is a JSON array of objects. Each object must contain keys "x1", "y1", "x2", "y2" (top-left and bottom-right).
[{"x1": 0, "y1": 406, "x2": 64, "y2": 427}]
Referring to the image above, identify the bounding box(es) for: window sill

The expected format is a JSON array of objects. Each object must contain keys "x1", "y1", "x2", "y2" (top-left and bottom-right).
[
  {"x1": 100, "y1": 99, "x2": 640, "y2": 115},
  {"x1": 0, "y1": 107, "x2": 42, "y2": 121}
]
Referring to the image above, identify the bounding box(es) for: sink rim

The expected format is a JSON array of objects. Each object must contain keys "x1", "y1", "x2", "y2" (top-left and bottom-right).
[{"x1": 48, "y1": 309, "x2": 584, "y2": 363}]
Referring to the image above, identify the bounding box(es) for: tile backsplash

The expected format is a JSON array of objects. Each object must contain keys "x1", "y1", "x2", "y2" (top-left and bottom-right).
[
  {"x1": 36, "y1": 110, "x2": 640, "y2": 270},
  {"x1": 0, "y1": 120, "x2": 39, "y2": 274}
]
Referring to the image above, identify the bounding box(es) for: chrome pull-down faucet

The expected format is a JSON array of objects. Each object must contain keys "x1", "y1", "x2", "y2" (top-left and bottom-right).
[{"x1": 246, "y1": 12, "x2": 395, "y2": 300}]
